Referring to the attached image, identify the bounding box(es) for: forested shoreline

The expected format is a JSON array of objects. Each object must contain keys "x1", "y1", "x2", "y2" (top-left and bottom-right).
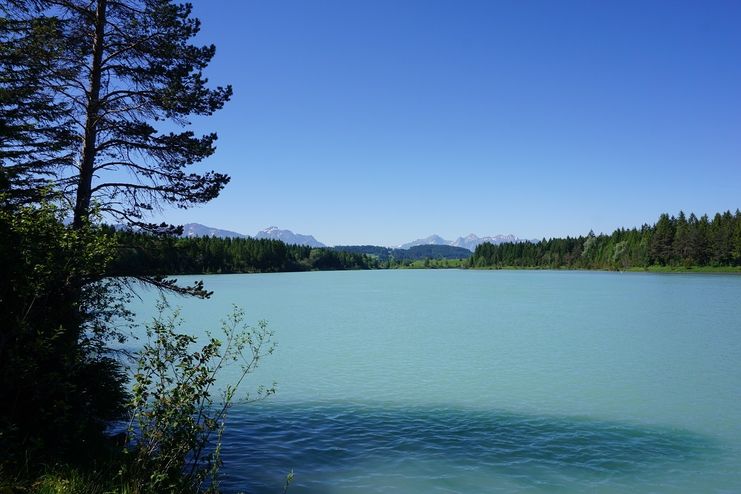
[
  {"x1": 108, "y1": 230, "x2": 476, "y2": 274},
  {"x1": 109, "y1": 229, "x2": 380, "y2": 274},
  {"x1": 470, "y1": 210, "x2": 741, "y2": 271},
  {"x1": 109, "y1": 209, "x2": 741, "y2": 277},
  {"x1": 2, "y1": 0, "x2": 739, "y2": 489}
]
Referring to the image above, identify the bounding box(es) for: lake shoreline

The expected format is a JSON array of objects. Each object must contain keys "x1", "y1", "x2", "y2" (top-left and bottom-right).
[
  {"x1": 467, "y1": 265, "x2": 741, "y2": 274},
  {"x1": 157, "y1": 264, "x2": 741, "y2": 277}
]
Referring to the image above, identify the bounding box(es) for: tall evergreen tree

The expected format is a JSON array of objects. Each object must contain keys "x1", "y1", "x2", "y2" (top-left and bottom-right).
[
  {"x1": 1, "y1": 0, "x2": 231, "y2": 230},
  {"x1": 0, "y1": 3, "x2": 75, "y2": 203},
  {"x1": 733, "y1": 210, "x2": 741, "y2": 263},
  {"x1": 688, "y1": 213, "x2": 709, "y2": 266},
  {"x1": 673, "y1": 211, "x2": 690, "y2": 266},
  {"x1": 1, "y1": 0, "x2": 234, "y2": 469},
  {"x1": 651, "y1": 213, "x2": 675, "y2": 265}
]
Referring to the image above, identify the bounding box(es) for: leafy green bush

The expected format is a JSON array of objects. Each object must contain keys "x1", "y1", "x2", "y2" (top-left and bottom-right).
[{"x1": 122, "y1": 302, "x2": 275, "y2": 493}]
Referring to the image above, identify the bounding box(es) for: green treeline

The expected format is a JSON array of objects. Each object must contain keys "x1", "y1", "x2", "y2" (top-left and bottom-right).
[
  {"x1": 109, "y1": 229, "x2": 381, "y2": 274},
  {"x1": 112, "y1": 210, "x2": 741, "y2": 276},
  {"x1": 470, "y1": 210, "x2": 741, "y2": 270},
  {"x1": 375, "y1": 245, "x2": 470, "y2": 269},
  {"x1": 331, "y1": 244, "x2": 472, "y2": 261},
  {"x1": 109, "y1": 232, "x2": 475, "y2": 275}
]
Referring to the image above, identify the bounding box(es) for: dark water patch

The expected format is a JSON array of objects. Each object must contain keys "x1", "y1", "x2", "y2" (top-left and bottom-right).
[{"x1": 217, "y1": 401, "x2": 718, "y2": 493}]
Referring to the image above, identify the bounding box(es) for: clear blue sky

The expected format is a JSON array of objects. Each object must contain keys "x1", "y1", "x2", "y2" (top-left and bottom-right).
[{"x1": 156, "y1": 0, "x2": 741, "y2": 246}]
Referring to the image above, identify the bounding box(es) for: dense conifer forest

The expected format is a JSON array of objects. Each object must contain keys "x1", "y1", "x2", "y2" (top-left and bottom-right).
[
  {"x1": 1, "y1": 1, "x2": 258, "y2": 491},
  {"x1": 108, "y1": 231, "x2": 477, "y2": 275},
  {"x1": 109, "y1": 229, "x2": 381, "y2": 274},
  {"x1": 332, "y1": 244, "x2": 472, "y2": 261},
  {"x1": 470, "y1": 211, "x2": 741, "y2": 270},
  {"x1": 110, "y1": 210, "x2": 741, "y2": 276}
]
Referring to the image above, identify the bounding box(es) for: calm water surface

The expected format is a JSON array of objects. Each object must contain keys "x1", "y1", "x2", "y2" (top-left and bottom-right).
[{"x1": 129, "y1": 270, "x2": 741, "y2": 493}]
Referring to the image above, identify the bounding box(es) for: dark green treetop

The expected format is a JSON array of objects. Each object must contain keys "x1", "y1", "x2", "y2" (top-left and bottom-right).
[
  {"x1": 1, "y1": 0, "x2": 232, "y2": 231},
  {"x1": 0, "y1": 3, "x2": 76, "y2": 203}
]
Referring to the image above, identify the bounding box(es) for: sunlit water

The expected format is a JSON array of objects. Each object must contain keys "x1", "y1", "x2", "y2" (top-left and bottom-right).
[{"x1": 128, "y1": 270, "x2": 741, "y2": 493}]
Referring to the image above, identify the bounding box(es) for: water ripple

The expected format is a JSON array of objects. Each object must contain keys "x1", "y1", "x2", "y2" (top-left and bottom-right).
[{"x1": 216, "y1": 402, "x2": 719, "y2": 493}]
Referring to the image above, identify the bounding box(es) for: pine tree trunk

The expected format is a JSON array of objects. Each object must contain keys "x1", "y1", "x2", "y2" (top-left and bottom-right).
[{"x1": 73, "y1": 0, "x2": 107, "y2": 229}]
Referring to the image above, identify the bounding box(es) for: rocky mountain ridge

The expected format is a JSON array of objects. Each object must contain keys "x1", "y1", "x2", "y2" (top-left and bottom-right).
[{"x1": 180, "y1": 223, "x2": 531, "y2": 251}]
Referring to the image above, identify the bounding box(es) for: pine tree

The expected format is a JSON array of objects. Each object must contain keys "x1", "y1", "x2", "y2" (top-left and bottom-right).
[
  {"x1": 2, "y1": 0, "x2": 232, "y2": 230},
  {"x1": 650, "y1": 214, "x2": 675, "y2": 265},
  {"x1": 688, "y1": 213, "x2": 709, "y2": 266},
  {"x1": 733, "y1": 210, "x2": 741, "y2": 264},
  {"x1": 673, "y1": 211, "x2": 690, "y2": 265},
  {"x1": 0, "y1": 3, "x2": 76, "y2": 202}
]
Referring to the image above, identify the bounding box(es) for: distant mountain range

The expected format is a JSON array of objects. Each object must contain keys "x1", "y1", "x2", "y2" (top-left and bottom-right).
[
  {"x1": 182, "y1": 223, "x2": 246, "y2": 239},
  {"x1": 181, "y1": 223, "x2": 325, "y2": 247},
  {"x1": 254, "y1": 226, "x2": 325, "y2": 248},
  {"x1": 400, "y1": 233, "x2": 531, "y2": 251},
  {"x1": 180, "y1": 223, "x2": 530, "y2": 251}
]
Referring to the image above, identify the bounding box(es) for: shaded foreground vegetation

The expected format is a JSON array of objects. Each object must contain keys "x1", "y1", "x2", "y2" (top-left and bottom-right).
[
  {"x1": 1, "y1": 0, "x2": 270, "y2": 491},
  {"x1": 470, "y1": 210, "x2": 741, "y2": 271},
  {"x1": 1, "y1": 204, "x2": 277, "y2": 493}
]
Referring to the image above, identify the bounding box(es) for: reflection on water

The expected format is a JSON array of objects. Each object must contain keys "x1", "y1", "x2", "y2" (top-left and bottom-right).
[{"x1": 218, "y1": 401, "x2": 717, "y2": 494}]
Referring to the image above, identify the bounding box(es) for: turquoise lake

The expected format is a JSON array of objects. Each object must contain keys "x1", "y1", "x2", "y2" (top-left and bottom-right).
[{"x1": 129, "y1": 270, "x2": 741, "y2": 493}]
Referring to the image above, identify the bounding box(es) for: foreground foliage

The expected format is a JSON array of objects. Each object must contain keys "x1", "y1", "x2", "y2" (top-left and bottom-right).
[
  {"x1": 0, "y1": 201, "x2": 129, "y2": 470},
  {"x1": 2, "y1": 0, "x2": 263, "y2": 491},
  {"x1": 0, "y1": 203, "x2": 276, "y2": 492},
  {"x1": 123, "y1": 303, "x2": 275, "y2": 493}
]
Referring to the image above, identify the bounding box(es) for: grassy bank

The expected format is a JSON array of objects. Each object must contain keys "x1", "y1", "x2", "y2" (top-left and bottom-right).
[
  {"x1": 469, "y1": 265, "x2": 741, "y2": 274},
  {"x1": 0, "y1": 449, "x2": 134, "y2": 494},
  {"x1": 625, "y1": 265, "x2": 741, "y2": 274}
]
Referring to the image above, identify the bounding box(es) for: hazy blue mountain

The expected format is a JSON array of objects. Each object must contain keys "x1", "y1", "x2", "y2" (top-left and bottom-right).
[
  {"x1": 256, "y1": 226, "x2": 326, "y2": 247},
  {"x1": 177, "y1": 224, "x2": 526, "y2": 251},
  {"x1": 451, "y1": 233, "x2": 523, "y2": 251},
  {"x1": 182, "y1": 223, "x2": 246, "y2": 238},
  {"x1": 400, "y1": 233, "x2": 529, "y2": 251},
  {"x1": 399, "y1": 234, "x2": 450, "y2": 249}
]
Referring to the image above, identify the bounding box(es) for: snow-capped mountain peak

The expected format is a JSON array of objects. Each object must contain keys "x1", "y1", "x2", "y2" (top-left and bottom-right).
[
  {"x1": 255, "y1": 227, "x2": 326, "y2": 247},
  {"x1": 181, "y1": 223, "x2": 246, "y2": 238}
]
